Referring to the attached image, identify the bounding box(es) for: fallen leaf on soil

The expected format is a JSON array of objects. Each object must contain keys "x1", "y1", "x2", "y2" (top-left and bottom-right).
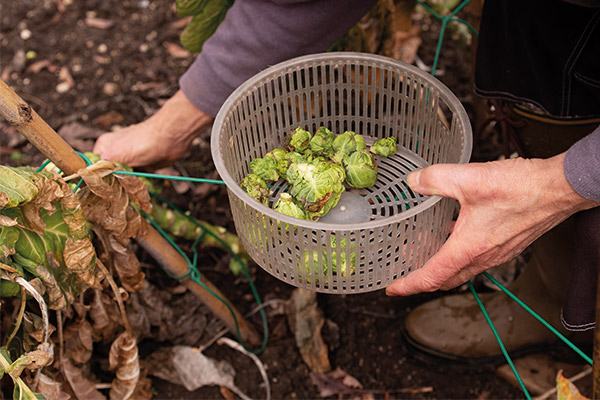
[
  {"x1": 286, "y1": 288, "x2": 331, "y2": 373},
  {"x1": 58, "y1": 122, "x2": 104, "y2": 152},
  {"x1": 169, "y1": 16, "x2": 193, "y2": 29},
  {"x1": 59, "y1": 66, "x2": 74, "y2": 88},
  {"x1": 557, "y1": 370, "x2": 588, "y2": 400},
  {"x1": 92, "y1": 111, "x2": 124, "y2": 130},
  {"x1": 27, "y1": 59, "x2": 54, "y2": 73},
  {"x1": 146, "y1": 345, "x2": 236, "y2": 392},
  {"x1": 310, "y1": 367, "x2": 364, "y2": 398},
  {"x1": 166, "y1": 42, "x2": 192, "y2": 58},
  {"x1": 61, "y1": 358, "x2": 106, "y2": 400},
  {"x1": 108, "y1": 330, "x2": 140, "y2": 400},
  {"x1": 85, "y1": 17, "x2": 114, "y2": 29}
]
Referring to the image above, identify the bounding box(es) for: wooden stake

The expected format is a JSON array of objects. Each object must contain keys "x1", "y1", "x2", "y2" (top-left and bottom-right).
[{"x1": 0, "y1": 79, "x2": 262, "y2": 347}]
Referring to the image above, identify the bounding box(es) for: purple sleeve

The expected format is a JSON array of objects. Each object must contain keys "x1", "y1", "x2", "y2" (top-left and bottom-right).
[
  {"x1": 564, "y1": 125, "x2": 600, "y2": 202},
  {"x1": 179, "y1": 0, "x2": 377, "y2": 117}
]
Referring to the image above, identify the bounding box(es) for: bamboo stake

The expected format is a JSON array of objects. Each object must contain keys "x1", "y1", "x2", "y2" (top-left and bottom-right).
[{"x1": 0, "y1": 79, "x2": 261, "y2": 347}]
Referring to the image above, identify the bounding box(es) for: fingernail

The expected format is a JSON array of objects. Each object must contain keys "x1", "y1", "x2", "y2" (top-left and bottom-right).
[
  {"x1": 406, "y1": 170, "x2": 421, "y2": 190},
  {"x1": 385, "y1": 286, "x2": 400, "y2": 297}
]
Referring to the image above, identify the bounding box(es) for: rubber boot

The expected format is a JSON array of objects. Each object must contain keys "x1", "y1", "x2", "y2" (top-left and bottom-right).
[{"x1": 402, "y1": 104, "x2": 598, "y2": 363}]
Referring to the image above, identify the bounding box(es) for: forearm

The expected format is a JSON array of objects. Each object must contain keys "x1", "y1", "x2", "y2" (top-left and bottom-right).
[{"x1": 179, "y1": 0, "x2": 378, "y2": 116}]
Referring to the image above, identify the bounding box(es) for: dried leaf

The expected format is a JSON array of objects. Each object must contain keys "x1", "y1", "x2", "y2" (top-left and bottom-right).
[
  {"x1": 64, "y1": 237, "x2": 99, "y2": 289},
  {"x1": 310, "y1": 368, "x2": 363, "y2": 398},
  {"x1": 34, "y1": 264, "x2": 67, "y2": 310},
  {"x1": 58, "y1": 67, "x2": 74, "y2": 89},
  {"x1": 85, "y1": 17, "x2": 114, "y2": 29},
  {"x1": 108, "y1": 331, "x2": 139, "y2": 400},
  {"x1": 107, "y1": 236, "x2": 144, "y2": 292},
  {"x1": 92, "y1": 112, "x2": 124, "y2": 130},
  {"x1": 557, "y1": 370, "x2": 589, "y2": 400},
  {"x1": 89, "y1": 290, "x2": 121, "y2": 342},
  {"x1": 34, "y1": 373, "x2": 71, "y2": 400},
  {"x1": 61, "y1": 358, "x2": 105, "y2": 400},
  {"x1": 286, "y1": 288, "x2": 331, "y2": 373},
  {"x1": 113, "y1": 173, "x2": 151, "y2": 214},
  {"x1": 64, "y1": 319, "x2": 94, "y2": 364},
  {"x1": 58, "y1": 123, "x2": 104, "y2": 152},
  {"x1": 147, "y1": 346, "x2": 235, "y2": 392}
]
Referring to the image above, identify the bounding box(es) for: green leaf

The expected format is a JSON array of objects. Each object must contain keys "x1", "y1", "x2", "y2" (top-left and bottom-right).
[
  {"x1": 180, "y1": 0, "x2": 234, "y2": 53},
  {"x1": 0, "y1": 166, "x2": 39, "y2": 209},
  {"x1": 176, "y1": 0, "x2": 209, "y2": 17},
  {"x1": 0, "y1": 279, "x2": 21, "y2": 297}
]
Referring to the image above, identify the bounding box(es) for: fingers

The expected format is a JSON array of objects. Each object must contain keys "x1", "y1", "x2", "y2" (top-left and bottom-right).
[
  {"x1": 385, "y1": 234, "x2": 472, "y2": 296},
  {"x1": 408, "y1": 163, "x2": 478, "y2": 202}
]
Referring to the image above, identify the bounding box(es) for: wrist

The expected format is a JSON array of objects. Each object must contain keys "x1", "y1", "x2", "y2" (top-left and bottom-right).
[
  {"x1": 146, "y1": 90, "x2": 213, "y2": 143},
  {"x1": 545, "y1": 152, "x2": 599, "y2": 213}
]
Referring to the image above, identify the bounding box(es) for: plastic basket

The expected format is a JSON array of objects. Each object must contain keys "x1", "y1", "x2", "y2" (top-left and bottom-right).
[{"x1": 211, "y1": 52, "x2": 472, "y2": 294}]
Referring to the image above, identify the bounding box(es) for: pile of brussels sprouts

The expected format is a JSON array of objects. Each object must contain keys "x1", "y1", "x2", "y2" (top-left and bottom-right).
[{"x1": 240, "y1": 126, "x2": 398, "y2": 222}]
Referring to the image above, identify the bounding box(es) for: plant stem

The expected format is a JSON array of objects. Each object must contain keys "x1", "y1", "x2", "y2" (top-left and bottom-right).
[
  {"x1": 95, "y1": 259, "x2": 133, "y2": 335},
  {"x1": 5, "y1": 286, "x2": 26, "y2": 348}
]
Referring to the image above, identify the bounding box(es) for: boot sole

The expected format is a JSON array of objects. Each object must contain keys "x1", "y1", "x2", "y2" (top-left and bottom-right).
[{"x1": 401, "y1": 327, "x2": 554, "y2": 367}]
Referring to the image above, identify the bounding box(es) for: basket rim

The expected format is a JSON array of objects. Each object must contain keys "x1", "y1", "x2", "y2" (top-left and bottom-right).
[{"x1": 211, "y1": 52, "x2": 472, "y2": 231}]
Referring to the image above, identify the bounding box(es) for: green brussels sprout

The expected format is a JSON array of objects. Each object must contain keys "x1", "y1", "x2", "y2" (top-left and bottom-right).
[
  {"x1": 265, "y1": 148, "x2": 287, "y2": 174},
  {"x1": 309, "y1": 126, "x2": 335, "y2": 157},
  {"x1": 249, "y1": 156, "x2": 279, "y2": 182},
  {"x1": 277, "y1": 151, "x2": 306, "y2": 182},
  {"x1": 344, "y1": 150, "x2": 378, "y2": 189},
  {"x1": 332, "y1": 131, "x2": 366, "y2": 164},
  {"x1": 240, "y1": 174, "x2": 270, "y2": 205},
  {"x1": 274, "y1": 193, "x2": 306, "y2": 220},
  {"x1": 370, "y1": 137, "x2": 398, "y2": 157},
  {"x1": 285, "y1": 126, "x2": 312, "y2": 153},
  {"x1": 286, "y1": 162, "x2": 337, "y2": 213},
  {"x1": 302, "y1": 237, "x2": 356, "y2": 279}
]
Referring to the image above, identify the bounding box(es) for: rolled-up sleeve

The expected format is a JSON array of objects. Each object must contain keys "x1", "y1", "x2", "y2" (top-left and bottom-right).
[
  {"x1": 179, "y1": 0, "x2": 377, "y2": 117},
  {"x1": 564, "y1": 125, "x2": 600, "y2": 202}
]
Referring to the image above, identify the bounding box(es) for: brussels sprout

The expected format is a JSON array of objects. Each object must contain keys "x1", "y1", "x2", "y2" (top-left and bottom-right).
[
  {"x1": 265, "y1": 148, "x2": 287, "y2": 175},
  {"x1": 287, "y1": 162, "x2": 335, "y2": 213},
  {"x1": 370, "y1": 137, "x2": 398, "y2": 157},
  {"x1": 240, "y1": 174, "x2": 270, "y2": 205},
  {"x1": 276, "y1": 151, "x2": 306, "y2": 182},
  {"x1": 302, "y1": 237, "x2": 356, "y2": 279},
  {"x1": 309, "y1": 126, "x2": 335, "y2": 157},
  {"x1": 332, "y1": 131, "x2": 366, "y2": 164},
  {"x1": 274, "y1": 193, "x2": 306, "y2": 220},
  {"x1": 249, "y1": 156, "x2": 279, "y2": 182},
  {"x1": 285, "y1": 126, "x2": 312, "y2": 153},
  {"x1": 344, "y1": 150, "x2": 378, "y2": 189}
]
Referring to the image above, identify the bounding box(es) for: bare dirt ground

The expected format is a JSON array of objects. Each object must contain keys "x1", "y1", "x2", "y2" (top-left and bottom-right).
[{"x1": 1, "y1": 1, "x2": 591, "y2": 399}]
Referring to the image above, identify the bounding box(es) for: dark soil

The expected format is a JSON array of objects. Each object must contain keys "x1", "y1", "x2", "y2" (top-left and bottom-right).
[{"x1": 0, "y1": 1, "x2": 588, "y2": 399}]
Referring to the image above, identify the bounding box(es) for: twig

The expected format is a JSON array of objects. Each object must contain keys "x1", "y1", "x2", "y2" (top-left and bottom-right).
[
  {"x1": 95, "y1": 259, "x2": 133, "y2": 335},
  {"x1": 218, "y1": 337, "x2": 271, "y2": 400},
  {"x1": 57, "y1": 310, "x2": 64, "y2": 362},
  {"x1": 5, "y1": 285, "x2": 27, "y2": 347},
  {"x1": 533, "y1": 367, "x2": 592, "y2": 400}
]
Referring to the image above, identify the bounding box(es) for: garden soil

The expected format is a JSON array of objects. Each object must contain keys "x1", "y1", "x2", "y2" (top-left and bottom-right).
[{"x1": 0, "y1": 1, "x2": 591, "y2": 399}]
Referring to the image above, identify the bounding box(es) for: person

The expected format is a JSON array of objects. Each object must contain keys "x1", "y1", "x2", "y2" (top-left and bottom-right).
[{"x1": 94, "y1": 0, "x2": 600, "y2": 362}]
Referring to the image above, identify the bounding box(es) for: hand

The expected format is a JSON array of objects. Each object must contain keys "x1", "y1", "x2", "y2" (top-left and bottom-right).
[
  {"x1": 93, "y1": 90, "x2": 213, "y2": 168},
  {"x1": 386, "y1": 153, "x2": 599, "y2": 296}
]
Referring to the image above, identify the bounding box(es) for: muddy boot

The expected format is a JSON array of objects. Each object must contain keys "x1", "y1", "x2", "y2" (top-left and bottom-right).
[{"x1": 401, "y1": 104, "x2": 598, "y2": 364}]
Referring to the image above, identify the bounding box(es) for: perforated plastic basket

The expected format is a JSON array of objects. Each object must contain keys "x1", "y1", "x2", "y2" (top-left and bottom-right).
[{"x1": 211, "y1": 52, "x2": 471, "y2": 294}]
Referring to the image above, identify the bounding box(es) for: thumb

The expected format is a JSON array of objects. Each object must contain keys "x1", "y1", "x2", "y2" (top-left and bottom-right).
[{"x1": 407, "y1": 164, "x2": 465, "y2": 200}]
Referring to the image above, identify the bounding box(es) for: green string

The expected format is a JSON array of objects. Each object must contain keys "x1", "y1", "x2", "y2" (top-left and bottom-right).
[
  {"x1": 113, "y1": 170, "x2": 226, "y2": 185},
  {"x1": 483, "y1": 272, "x2": 593, "y2": 365},
  {"x1": 468, "y1": 282, "x2": 532, "y2": 400}
]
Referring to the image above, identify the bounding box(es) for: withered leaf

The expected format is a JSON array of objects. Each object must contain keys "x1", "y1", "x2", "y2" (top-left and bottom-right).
[
  {"x1": 287, "y1": 288, "x2": 331, "y2": 373},
  {"x1": 34, "y1": 372, "x2": 71, "y2": 400},
  {"x1": 35, "y1": 264, "x2": 67, "y2": 310},
  {"x1": 64, "y1": 237, "x2": 100, "y2": 289},
  {"x1": 61, "y1": 358, "x2": 106, "y2": 400},
  {"x1": 108, "y1": 331, "x2": 140, "y2": 400},
  {"x1": 64, "y1": 319, "x2": 94, "y2": 364},
  {"x1": 89, "y1": 289, "x2": 121, "y2": 342},
  {"x1": 310, "y1": 367, "x2": 364, "y2": 398},
  {"x1": 113, "y1": 172, "x2": 152, "y2": 214},
  {"x1": 107, "y1": 236, "x2": 144, "y2": 293}
]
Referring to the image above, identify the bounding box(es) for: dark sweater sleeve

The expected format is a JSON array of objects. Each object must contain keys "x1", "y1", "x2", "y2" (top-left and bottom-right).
[
  {"x1": 564, "y1": 125, "x2": 600, "y2": 202},
  {"x1": 179, "y1": 0, "x2": 377, "y2": 117}
]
